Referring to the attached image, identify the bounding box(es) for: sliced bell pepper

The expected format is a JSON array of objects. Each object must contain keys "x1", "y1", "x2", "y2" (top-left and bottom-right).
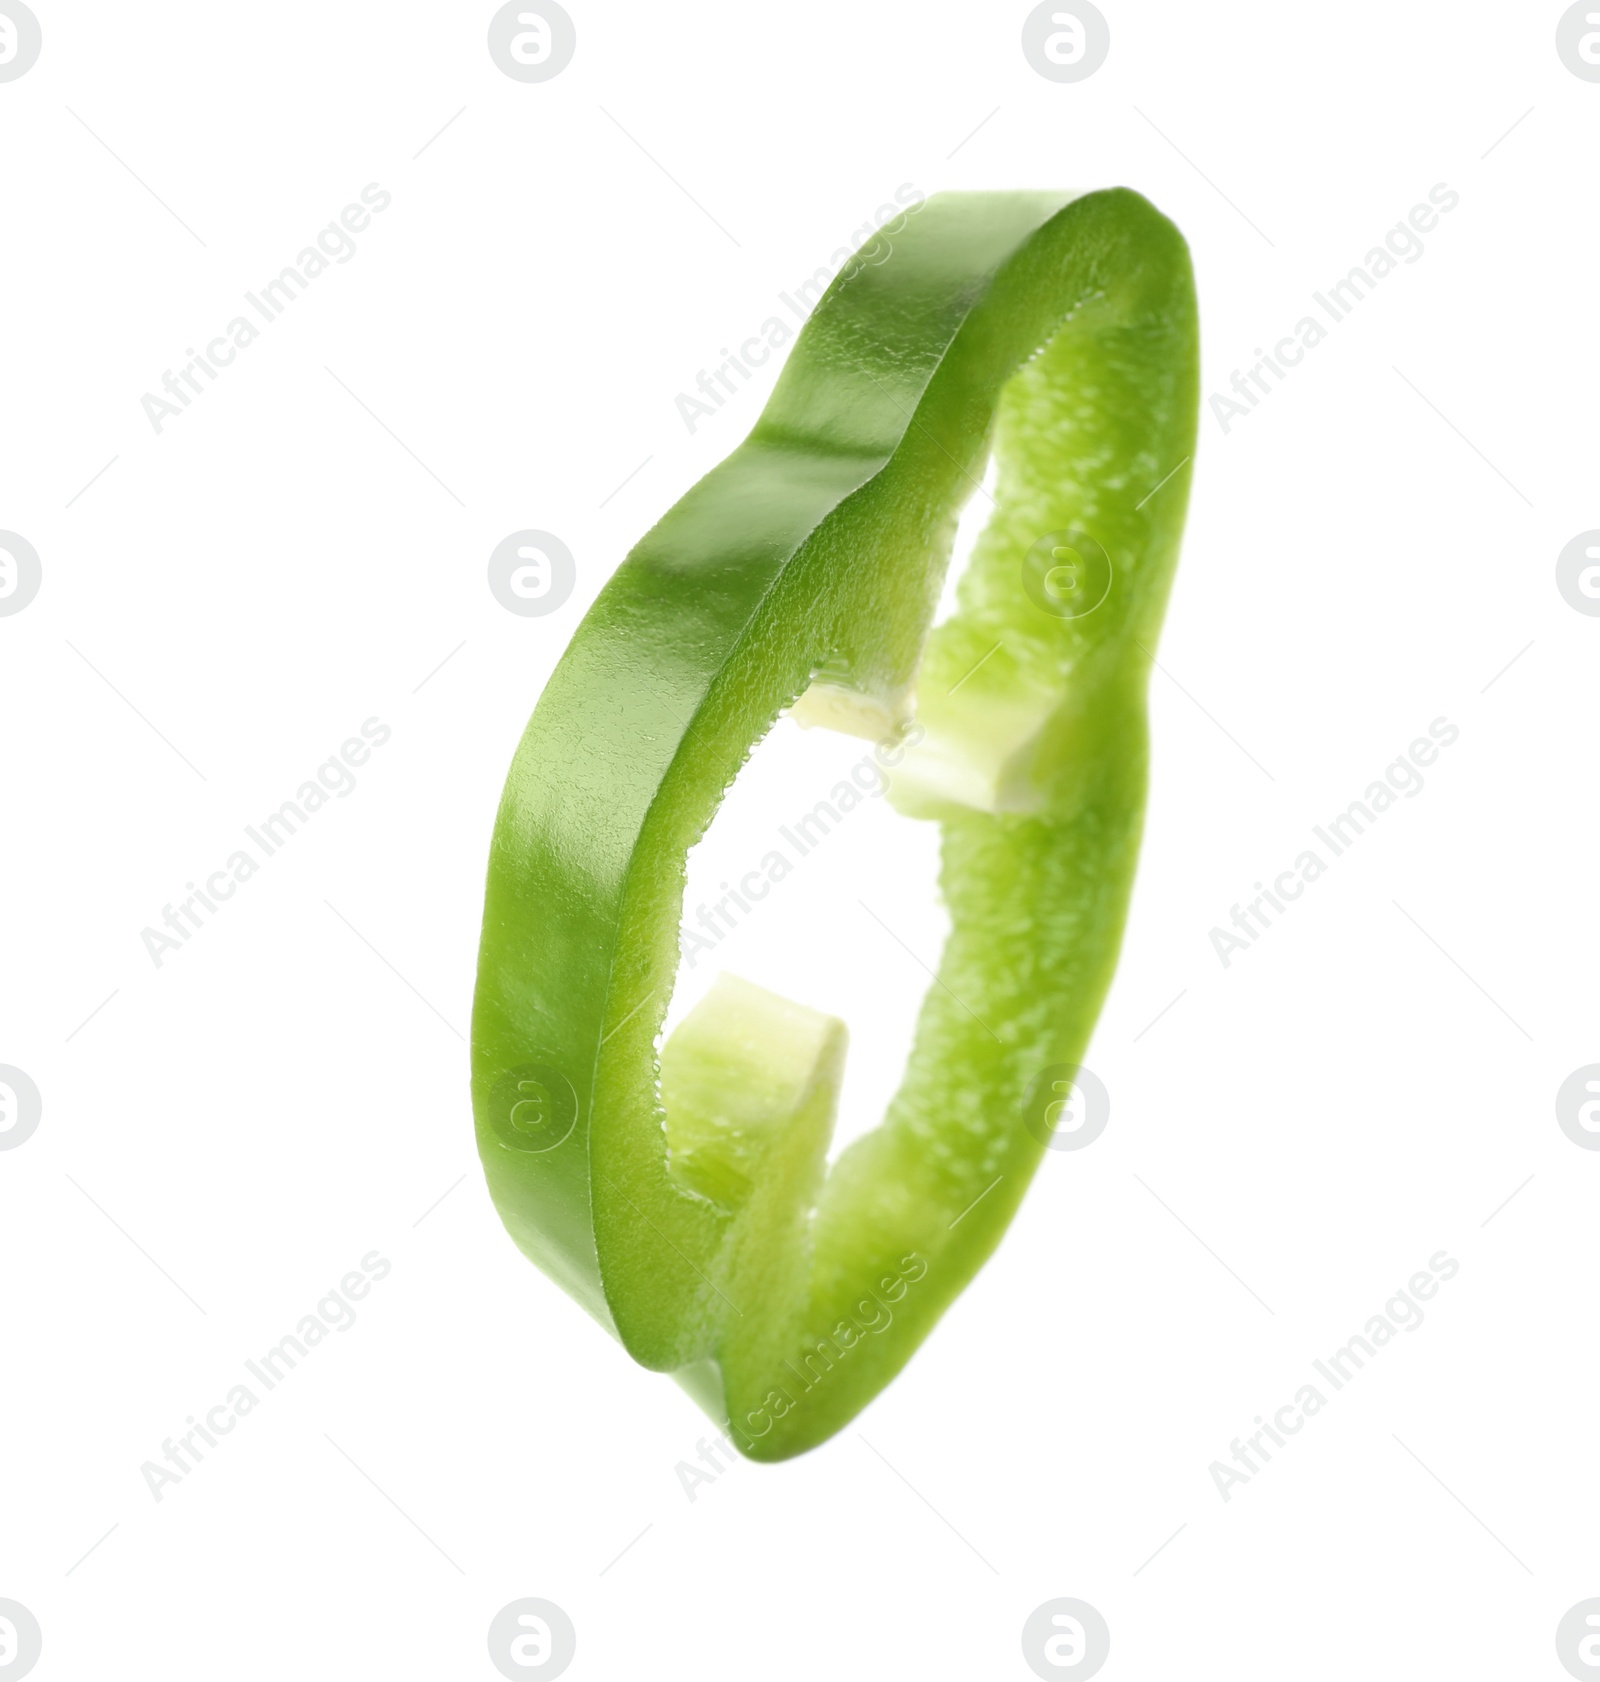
[{"x1": 472, "y1": 187, "x2": 1198, "y2": 1459}]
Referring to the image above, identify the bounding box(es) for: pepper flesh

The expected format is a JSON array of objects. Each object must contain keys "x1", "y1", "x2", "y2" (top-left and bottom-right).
[{"x1": 472, "y1": 188, "x2": 1198, "y2": 1460}]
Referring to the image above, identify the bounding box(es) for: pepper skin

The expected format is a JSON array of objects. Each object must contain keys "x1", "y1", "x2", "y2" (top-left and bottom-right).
[{"x1": 472, "y1": 188, "x2": 1198, "y2": 1460}]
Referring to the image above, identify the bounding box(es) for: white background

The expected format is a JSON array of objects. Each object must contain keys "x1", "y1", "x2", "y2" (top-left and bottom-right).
[{"x1": 3, "y1": 2, "x2": 1598, "y2": 1677}]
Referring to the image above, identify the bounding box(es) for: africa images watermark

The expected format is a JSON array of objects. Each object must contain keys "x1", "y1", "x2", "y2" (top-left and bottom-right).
[
  {"x1": 679, "y1": 724, "x2": 924, "y2": 971},
  {"x1": 1209, "y1": 717, "x2": 1458, "y2": 968},
  {"x1": 1208, "y1": 183, "x2": 1459, "y2": 436},
  {"x1": 673, "y1": 184, "x2": 926, "y2": 435},
  {"x1": 1209, "y1": 1250, "x2": 1460, "y2": 1502},
  {"x1": 713, "y1": 1252, "x2": 929, "y2": 1459},
  {"x1": 140, "y1": 717, "x2": 392, "y2": 966},
  {"x1": 140, "y1": 183, "x2": 392, "y2": 434},
  {"x1": 141, "y1": 1251, "x2": 392, "y2": 1502}
]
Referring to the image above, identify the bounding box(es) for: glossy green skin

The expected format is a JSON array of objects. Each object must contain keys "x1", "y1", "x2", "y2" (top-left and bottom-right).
[{"x1": 472, "y1": 189, "x2": 1198, "y2": 1460}]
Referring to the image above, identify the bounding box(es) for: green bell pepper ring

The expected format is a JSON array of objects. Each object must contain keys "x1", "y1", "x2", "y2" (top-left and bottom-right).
[{"x1": 472, "y1": 188, "x2": 1197, "y2": 1461}]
